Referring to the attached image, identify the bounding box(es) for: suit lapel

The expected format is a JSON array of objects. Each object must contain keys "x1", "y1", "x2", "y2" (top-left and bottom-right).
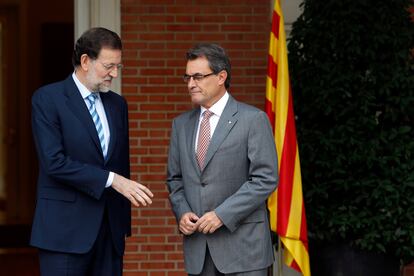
[
  {"x1": 100, "y1": 92, "x2": 116, "y2": 162},
  {"x1": 186, "y1": 109, "x2": 201, "y2": 174},
  {"x1": 64, "y1": 77, "x2": 103, "y2": 157},
  {"x1": 203, "y1": 96, "x2": 238, "y2": 170}
]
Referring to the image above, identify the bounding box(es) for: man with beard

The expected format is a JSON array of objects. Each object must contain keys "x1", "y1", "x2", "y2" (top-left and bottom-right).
[{"x1": 30, "y1": 27, "x2": 153, "y2": 276}]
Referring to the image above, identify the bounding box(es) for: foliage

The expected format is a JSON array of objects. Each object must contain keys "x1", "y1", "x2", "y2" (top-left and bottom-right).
[{"x1": 287, "y1": 0, "x2": 414, "y2": 264}]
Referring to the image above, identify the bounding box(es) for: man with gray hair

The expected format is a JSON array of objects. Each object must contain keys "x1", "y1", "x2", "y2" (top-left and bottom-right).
[
  {"x1": 167, "y1": 43, "x2": 278, "y2": 275},
  {"x1": 31, "y1": 27, "x2": 153, "y2": 276}
]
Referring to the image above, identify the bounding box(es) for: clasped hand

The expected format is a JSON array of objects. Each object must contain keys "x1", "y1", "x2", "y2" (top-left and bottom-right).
[
  {"x1": 179, "y1": 211, "x2": 223, "y2": 235},
  {"x1": 112, "y1": 173, "x2": 154, "y2": 207}
]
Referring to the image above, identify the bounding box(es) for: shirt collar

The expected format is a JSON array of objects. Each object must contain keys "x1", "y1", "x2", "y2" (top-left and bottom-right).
[
  {"x1": 200, "y1": 91, "x2": 229, "y2": 117},
  {"x1": 72, "y1": 72, "x2": 100, "y2": 100}
]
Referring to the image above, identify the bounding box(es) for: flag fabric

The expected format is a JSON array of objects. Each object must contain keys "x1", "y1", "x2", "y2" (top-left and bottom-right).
[{"x1": 265, "y1": 1, "x2": 311, "y2": 275}]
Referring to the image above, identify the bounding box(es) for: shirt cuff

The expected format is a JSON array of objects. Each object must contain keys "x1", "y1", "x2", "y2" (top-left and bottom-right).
[{"x1": 105, "y1": 172, "x2": 115, "y2": 188}]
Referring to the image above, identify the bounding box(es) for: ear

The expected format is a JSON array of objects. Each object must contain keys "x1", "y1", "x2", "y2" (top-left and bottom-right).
[
  {"x1": 80, "y1": 54, "x2": 90, "y2": 71},
  {"x1": 217, "y1": 70, "x2": 227, "y2": 86}
]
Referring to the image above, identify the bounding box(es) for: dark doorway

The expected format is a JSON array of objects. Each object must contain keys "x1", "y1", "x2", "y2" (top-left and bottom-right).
[
  {"x1": 0, "y1": 0, "x2": 73, "y2": 274},
  {"x1": 0, "y1": 5, "x2": 18, "y2": 225},
  {"x1": 41, "y1": 22, "x2": 74, "y2": 85}
]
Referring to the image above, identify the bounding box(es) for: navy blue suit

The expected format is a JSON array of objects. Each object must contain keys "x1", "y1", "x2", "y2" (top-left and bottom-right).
[{"x1": 30, "y1": 75, "x2": 131, "y2": 259}]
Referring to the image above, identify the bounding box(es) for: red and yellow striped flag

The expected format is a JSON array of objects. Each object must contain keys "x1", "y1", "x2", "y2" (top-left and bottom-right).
[{"x1": 266, "y1": 1, "x2": 311, "y2": 275}]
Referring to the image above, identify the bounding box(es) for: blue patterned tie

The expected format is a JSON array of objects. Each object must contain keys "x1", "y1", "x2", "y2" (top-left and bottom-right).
[{"x1": 86, "y1": 93, "x2": 106, "y2": 158}]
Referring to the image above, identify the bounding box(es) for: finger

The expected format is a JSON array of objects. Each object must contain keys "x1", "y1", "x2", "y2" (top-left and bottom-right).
[
  {"x1": 209, "y1": 225, "x2": 217, "y2": 234},
  {"x1": 185, "y1": 218, "x2": 193, "y2": 226},
  {"x1": 136, "y1": 189, "x2": 153, "y2": 205},
  {"x1": 137, "y1": 183, "x2": 154, "y2": 197},
  {"x1": 193, "y1": 219, "x2": 201, "y2": 229},
  {"x1": 187, "y1": 223, "x2": 195, "y2": 233},
  {"x1": 202, "y1": 224, "x2": 211, "y2": 234},
  {"x1": 134, "y1": 192, "x2": 149, "y2": 206},
  {"x1": 127, "y1": 193, "x2": 140, "y2": 208},
  {"x1": 180, "y1": 218, "x2": 188, "y2": 225},
  {"x1": 180, "y1": 216, "x2": 191, "y2": 228},
  {"x1": 180, "y1": 225, "x2": 191, "y2": 235},
  {"x1": 189, "y1": 213, "x2": 199, "y2": 222},
  {"x1": 136, "y1": 187, "x2": 153, "y2": 202},
  {"x1": 198, "y1": 221, "x2": 207, "y2": 232}
]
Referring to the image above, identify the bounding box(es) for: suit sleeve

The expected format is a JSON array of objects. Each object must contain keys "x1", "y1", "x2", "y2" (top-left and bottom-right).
[
  {"x1": 32, "y1": 89, "x2": 109, "y2": 200},
  {"x1": 166, "y1": 119, "x2": 192, "y2": 222},
  {"x1": 214, "y1": 111, "x2": 278, "y2": 232}
]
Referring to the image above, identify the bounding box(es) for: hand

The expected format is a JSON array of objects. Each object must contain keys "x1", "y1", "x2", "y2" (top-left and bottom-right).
[
  {"x1": 111, "y1": 173, "x2": 153, "y2": 207},
  {"x1": 179, "y1": 212, "x2": 200, "y2": 235},
  {"x1": 197, "y1": 211, "x2": 223, "y2": 234}
]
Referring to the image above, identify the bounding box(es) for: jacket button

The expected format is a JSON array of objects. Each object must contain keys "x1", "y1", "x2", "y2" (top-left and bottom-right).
[{"x1": 201, "y1": 183, "x2": 206, "y2": 187}]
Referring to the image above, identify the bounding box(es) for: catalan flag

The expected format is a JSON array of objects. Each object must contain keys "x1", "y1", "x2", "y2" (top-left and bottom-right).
[{"x1": 265, "y1": 1, "x2": 311, "y2": 275}]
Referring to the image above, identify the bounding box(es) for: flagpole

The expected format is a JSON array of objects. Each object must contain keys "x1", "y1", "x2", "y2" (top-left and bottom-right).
[
  {"x1": 278, "y1": 238, "x2": 283, "y2": 276},
  {"x1": 278, "y1": 3, "x2": 284, "y2": 276},
  {"x1": 275, "y1": 1, "x2": 284, "y2": 275},
  {"x1": 278, "y1": 2, "x2": 283, "y2": 275}
]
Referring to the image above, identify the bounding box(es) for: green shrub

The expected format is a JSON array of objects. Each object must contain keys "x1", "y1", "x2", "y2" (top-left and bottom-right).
[{"x1": 288, "y1": 0, "x2": 414, "y2": 264}]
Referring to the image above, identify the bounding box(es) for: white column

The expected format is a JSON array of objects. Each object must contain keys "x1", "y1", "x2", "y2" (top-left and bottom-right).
[
  {"x1": 282, "y1": 0, "x2": 302, "y2": 37},
  {"x1": 74, "y1": 0, "x2": 90, "y2": 40},
  {"x1": 74, "y1": 0, "x2": 122, "y2": 94}
]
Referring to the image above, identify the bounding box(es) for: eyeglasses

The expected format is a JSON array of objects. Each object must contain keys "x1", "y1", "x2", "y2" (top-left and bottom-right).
[
  {"x1": 183, "y1": 72, "x2": 216, "y2": 83},
  {"x1": 98, "y1": 61, "x2": 124, "y2": 72}
]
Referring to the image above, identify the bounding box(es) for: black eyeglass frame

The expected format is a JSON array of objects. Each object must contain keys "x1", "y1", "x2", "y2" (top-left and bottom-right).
[{"x1": 183, "y1": 72, "x2": 216, "y2": 83}]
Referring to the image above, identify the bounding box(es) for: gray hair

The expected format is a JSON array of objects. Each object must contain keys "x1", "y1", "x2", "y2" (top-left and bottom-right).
[{"x1": 186, "y1": 43, "x2": 231, "y2": 89}]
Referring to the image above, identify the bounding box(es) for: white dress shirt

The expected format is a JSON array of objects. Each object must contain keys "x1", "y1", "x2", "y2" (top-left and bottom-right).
[{"x1": 195, "y1": 91, "x2": 230, "y2": 151}]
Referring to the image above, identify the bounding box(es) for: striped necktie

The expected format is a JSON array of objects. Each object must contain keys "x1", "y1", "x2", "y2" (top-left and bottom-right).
[
  {"x1": 86, "y1": 93, "x2": 106, "y2": 158},
  {"x1": 196, "y1": 110, "x2": 214, "y2": 170}
]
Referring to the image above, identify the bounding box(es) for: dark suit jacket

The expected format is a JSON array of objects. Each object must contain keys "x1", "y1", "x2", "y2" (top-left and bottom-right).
[
  {"x1": 30, "y1": 75, "x2": 131, "y2": 255},
  {"x1": 167, "y1": 95, "x2": 278, "y2": 274}
]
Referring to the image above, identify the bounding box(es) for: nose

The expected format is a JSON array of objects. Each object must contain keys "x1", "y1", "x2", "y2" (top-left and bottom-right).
[
  {"x1": 109, "y1": 67, "x2": 118, "y2": 78},
  {"x1": 187, "y1": 76, "x2": 196, "y2": 88}
]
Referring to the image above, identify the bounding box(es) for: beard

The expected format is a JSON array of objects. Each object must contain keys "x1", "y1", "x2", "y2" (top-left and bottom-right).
[
  {"x1": 86, "y1": 68, "x2": 111, "y2": 93},
  {"x1": 99, "y1": 84, "x2": 110, "y2": 93}
]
